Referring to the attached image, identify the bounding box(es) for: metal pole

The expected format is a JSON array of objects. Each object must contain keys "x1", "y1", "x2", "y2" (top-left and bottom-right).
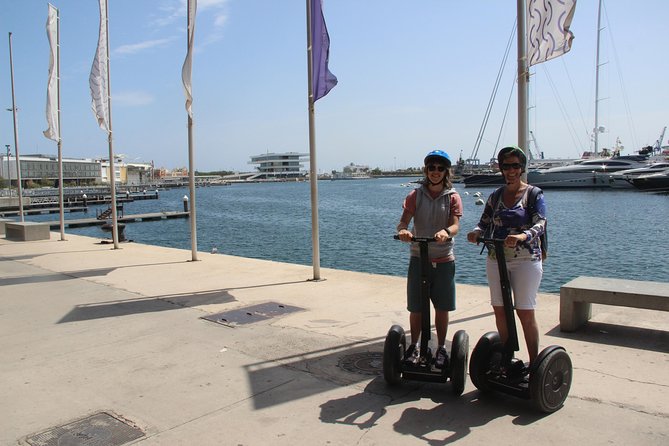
[
  {"x1": 305, "y1": 0, "x2": 321, "y2": 281},
  {"x1": 103, "y1": 0, "x2": 119, "y2": 248},
  {"x1": 517, "y1": 0, "x2": 529, "y2": 181},
  {"x1": 8, "y1": 32, "x2": 24, "y2": 221},
  {"x1": 186, "y1": 0, "x2": 198, "y2": 261},
  {"x1": 55, "y1": 6, "x2": 65, "y2": 241},
  {"x1": 593, "y1": 0, "x2": 603, "y2": 156},
  {"x1": 5, "y1": 145, "x2": 10, "y2": 197}
]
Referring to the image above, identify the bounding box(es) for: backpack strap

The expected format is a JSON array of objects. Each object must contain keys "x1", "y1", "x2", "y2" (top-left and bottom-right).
[{"x1": 527, "y1": 185, "x2": 547, "y2": 259}]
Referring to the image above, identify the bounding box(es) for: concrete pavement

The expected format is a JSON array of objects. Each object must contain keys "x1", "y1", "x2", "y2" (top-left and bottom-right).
[{"x1": 1, "y1": 233, "x2": 668, "y2": 445}]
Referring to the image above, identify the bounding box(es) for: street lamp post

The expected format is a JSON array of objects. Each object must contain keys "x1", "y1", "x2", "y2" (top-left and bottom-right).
[{"x1": 4, "y1": 145, "x2": 10, "y2": 197}]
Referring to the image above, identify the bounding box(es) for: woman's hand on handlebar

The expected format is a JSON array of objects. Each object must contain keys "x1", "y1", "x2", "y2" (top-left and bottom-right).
[
  {"x1": 466, "y1": 230, "x2": 481, "y2": 244},
  {"x1": 434, "y1": 229, "x2": 451, "y2": 243},
  {"x1": 504, "y1": 233, "x2": 526, "y2": 248},
  {"x1": 397, "y1": 228, "x2": 413, "y2": 242}
]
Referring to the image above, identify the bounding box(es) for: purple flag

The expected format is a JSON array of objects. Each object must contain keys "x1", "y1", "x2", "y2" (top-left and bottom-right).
[{"x1": 310, "y1": 0, "x2": 337, "y2": 101}]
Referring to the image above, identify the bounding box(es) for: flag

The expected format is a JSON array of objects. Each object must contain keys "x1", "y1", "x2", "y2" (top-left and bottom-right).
[
  {"x1": 310, "y1": 0, "x2": 337, "y2": 101},
  {"x1": 527, "y1": 0, "x2": 576, "y2": 66},
  {"x1": 182, "y1": 0, "x2": 197, "y2": 118},
  {"x1": 43, "y1": 3, "x2": 59, "y2": 141},
  {"x1": 90, "y1": 0, "x2": 110, "y2": 131}
]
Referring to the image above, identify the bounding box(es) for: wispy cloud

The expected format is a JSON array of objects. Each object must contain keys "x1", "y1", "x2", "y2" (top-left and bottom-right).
[
  {"x1": 113, "y1": 91, "x2": 155, "y2": 107},
  {"x1": 148, "y1": 0, "x2": 230, "y2": 49},
  {"x1": 114, "y1": 38, "x2": 175, "y2": 56}
]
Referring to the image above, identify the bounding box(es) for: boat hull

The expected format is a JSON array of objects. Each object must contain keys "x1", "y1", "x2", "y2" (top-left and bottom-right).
[
  {"x1": 631, "y1": 172, "x2": 669, "y2": 192},
  {"x1": 526, "y1": 171, "x2": 611, "y2": 188},
  {"x1": 463, "y1": 173, "x2": 504, "y2": 188}
]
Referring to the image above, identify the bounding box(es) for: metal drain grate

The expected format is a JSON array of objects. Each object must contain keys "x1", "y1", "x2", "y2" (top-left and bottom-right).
[
  {"x1": 25, "y1": 412, "x2": 144, "y2": 446},
  {"x1": 202, "y1": 301, "x2": 304, "y2": 327},
  {"x1": 338, "y1": 352, "x2": 383, "y2": 376}
]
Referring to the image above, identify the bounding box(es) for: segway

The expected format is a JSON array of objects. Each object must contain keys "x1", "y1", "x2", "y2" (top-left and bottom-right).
[
  {"x1": 469, "y1": 238, "x2": 572, "y2": 412},
  {"x1": 383, "y1": 235, "x2": 469, "y2": 396}
]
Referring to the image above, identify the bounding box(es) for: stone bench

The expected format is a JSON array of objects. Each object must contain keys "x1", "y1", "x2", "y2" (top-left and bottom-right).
[
  {"x1": 0, "y1": 218, "x2": 13, "y2": 236},
  {"x1": 560, "y1": 276, "x2": 669, "y2": 332},
  {"x1": 5, "y1": 221, "x2": 51, "y2": 241}
]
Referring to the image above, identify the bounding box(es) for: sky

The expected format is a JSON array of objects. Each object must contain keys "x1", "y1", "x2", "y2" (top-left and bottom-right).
[{"x1": 1, "y1": 0, "x2": 668, "y2": 173}]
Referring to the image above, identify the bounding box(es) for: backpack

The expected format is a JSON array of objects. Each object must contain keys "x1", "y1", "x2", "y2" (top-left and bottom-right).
[{"x1": 490, "y1": 185, "x2": 547, "y2": 260}]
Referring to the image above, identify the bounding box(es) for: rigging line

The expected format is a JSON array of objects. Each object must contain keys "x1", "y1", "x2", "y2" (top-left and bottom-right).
[
  {"x1": 602, "y1": 3, "x2": 638, "y2": 150},
  {"x1": 470, "y1": 19, "x2": 516, "y2": 162},
  {"x1": 492, "y1": 74, "x2": 517, "y2": 161},
  {"x1": 542, "y1": 65, "x2": 584, "y2": 157},
  {"x1": 560, "y1": 56, "x2": 590, "y2": 147}
]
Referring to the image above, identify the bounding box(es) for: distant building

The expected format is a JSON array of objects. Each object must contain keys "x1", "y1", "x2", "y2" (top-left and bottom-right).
[
  {"x1": 0, "y1": 154, "x2": 100, "y2": 187},
  {"x1": 248, "y1": 152, "x2": 308, "y2": 179},
  {"x1": 99, "y1": 158, "x2": 153, "y2": 185},
  {"x1": 331, "y1": 162, "x2": 372, "y2": 179}
]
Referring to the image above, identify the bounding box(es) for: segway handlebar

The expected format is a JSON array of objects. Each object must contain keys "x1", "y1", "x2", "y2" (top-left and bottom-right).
[
  {"x1": 476, "y1": 237, "x2": 505, "y2": 244},
  {"x1": 394, "y1": 234, "x2": 436, "y2": 242}
]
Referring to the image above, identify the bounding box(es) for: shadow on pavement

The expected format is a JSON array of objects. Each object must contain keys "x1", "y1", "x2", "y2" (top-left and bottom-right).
[
  {"x1": 58, "y1": 289, "x2": 237, "y2": 323},
  {"x1": 320, "y1": 379, "x2": 546, "y2": 445},
  {"x1": 547, "y1": 322, "x2": 669, "y2": 353}
]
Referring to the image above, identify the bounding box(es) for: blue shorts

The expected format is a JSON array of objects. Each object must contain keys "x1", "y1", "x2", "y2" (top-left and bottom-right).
[
  {"x1": 486, "y1": 258, "x2": 543, "y2": 310},
  {"x1": 407, "y1": 257, "x2": 456, "y2": 313}
]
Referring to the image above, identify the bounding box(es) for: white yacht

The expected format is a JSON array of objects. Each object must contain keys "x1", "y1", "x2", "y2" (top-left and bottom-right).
[
  {"x1": 527, "y1": 155, "x2": 650, "y2": 188},
  {"x1": 597, "y1": 161, "x2": 669, "y2": 189}
]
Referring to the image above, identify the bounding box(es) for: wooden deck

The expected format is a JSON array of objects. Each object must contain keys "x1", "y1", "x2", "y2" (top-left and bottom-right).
[{"x1": 45, "y1": 211, "x2": 189, "y2": 229}]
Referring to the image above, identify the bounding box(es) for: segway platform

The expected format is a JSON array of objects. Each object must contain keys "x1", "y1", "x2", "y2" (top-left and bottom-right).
[
  {"x1": 383, "y1": 236, "x2": 469, "y2": 396},
  {"x1": 469, "y1": 238, "x2": 572, "y2": 412}
]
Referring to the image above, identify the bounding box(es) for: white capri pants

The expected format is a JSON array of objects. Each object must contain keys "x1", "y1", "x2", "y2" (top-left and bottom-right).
[{"x1": 486, "y1": 258, "x2": 543, "y2": 310}]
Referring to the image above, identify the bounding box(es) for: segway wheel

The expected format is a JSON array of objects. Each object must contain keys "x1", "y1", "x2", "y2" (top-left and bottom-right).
[
  {"x1": 469, "y1": 331, "x2": 502, "y2": 392},
  {"x1": 530, "y1": 347, "x2": 572, "y2": 413},
  {"x1": 449, "y1": 330, "x2": 469, "y2": 396},
  {"x1": 383, "y1": 325, "x2": 406, "y2": 385}
]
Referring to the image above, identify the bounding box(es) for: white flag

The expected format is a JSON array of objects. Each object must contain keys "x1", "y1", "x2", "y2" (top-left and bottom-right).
[
  {"x1": 44, "y1": 3, "x2": 60, "y2": 141},
  {"x1": 182, "y1": 0, "x2": 197, "y2": 118},
  {"x1": 527, "y1": 0, "x2": 576, "y2": 66},
  {"x1": 90, "y1": 0, "x2": 110, "y2": 131}
]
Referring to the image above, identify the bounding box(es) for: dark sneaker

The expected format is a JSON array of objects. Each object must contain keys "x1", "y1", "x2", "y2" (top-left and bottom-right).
[
  {"x1": 404, "y1": 344, "x2": 419, "y2": 365},
  {"x1": 435, "y1": 346, "x2": 449, "y2": 369}
]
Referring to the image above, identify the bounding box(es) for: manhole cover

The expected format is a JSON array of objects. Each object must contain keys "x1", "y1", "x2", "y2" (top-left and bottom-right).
[
  {"x1": 202, "y1": 302, "x2": 304, "y2": 327},
  {"x1": 25, "y1": 412, "x2": 144, "y2": 446},
  {"x1": 338, "y1": 352, "x2": 383, "y2": 375}
]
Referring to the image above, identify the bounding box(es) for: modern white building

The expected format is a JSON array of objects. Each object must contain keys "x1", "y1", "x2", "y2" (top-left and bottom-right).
[{"x1": 248, "y1": 152, "x2": 308, "y2": 179}]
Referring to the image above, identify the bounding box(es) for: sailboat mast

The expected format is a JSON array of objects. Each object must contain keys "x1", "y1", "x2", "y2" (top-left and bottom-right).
[
  {"x1": 517, "y1": 0, "x2": 529, "y2": 162},
  {"x1": 593, "y1": 0, "x2": 603, "y2": 155}
]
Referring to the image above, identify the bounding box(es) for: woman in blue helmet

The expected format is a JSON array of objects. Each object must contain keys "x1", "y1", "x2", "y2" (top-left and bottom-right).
[
  {"x1": 397, "y1": 149, "x2": 463, "y2": 368},
  {"x1": 466, "y1": 145, "x2": 546, "y2": 366}
]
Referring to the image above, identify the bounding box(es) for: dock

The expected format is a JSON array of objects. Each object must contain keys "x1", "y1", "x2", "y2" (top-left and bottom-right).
[
  {"x1": 44, "y1": 211, "x2": 189, "y2": 229},
  {"x1": 0, "y1": 206, "x2": 89, "y2": 217}
]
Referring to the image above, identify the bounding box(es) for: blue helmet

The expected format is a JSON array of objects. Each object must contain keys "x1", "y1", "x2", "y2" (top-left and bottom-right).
[{"x1": 424, "y1": 150, "x2": 452, "y2": 167}]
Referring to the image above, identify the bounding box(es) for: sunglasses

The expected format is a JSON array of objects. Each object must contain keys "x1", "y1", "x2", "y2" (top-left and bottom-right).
[
  {"x1": 501, "y1": 163, "x2": 523, "y2": 170},
  {"x1": 427, "y1": 164, "x2": 446, "y2": 172}
]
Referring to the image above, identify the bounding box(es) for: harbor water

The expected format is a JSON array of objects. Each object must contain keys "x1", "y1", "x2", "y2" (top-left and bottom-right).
[{"x1": 28, "y1": 178, "x2": 669, "y2": 294}]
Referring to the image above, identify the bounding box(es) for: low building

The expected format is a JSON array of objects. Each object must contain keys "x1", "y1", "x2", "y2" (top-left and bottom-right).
[
  {"x1": 99, "y1": 158, "x2": 153, "y2": 185},
  {"x1": 0, "y1": 154, "x2": 101, "y2": 187},
  {"x1": 248, "y1": 152, "x2": 308, "y2": 180}
]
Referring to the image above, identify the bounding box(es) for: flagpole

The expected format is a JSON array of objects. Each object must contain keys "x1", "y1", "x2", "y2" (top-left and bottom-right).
[
  {"x1": 306, "y1": 0, "x2": 321, "y2": 281},
  {"x1": 54, "y1": 5, "x2": 65, "y2": 241},
  {"x1": 103, "y1": 0, "x2": 119, "y2": 249},
  {"x1": 517, "y1": 0, "x2": 529, "y2": 178},
  {"x1": 186, "y1": 0, "x2": 198, "y2": 262},
  {"x1": 8, "y1": 32, "x2": 24, "y2": 222}
]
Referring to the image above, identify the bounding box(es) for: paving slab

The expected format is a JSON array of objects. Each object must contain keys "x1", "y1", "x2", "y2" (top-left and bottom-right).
[{"x1": 0, "y1": 234, "x2": 667, "y2": 445}]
